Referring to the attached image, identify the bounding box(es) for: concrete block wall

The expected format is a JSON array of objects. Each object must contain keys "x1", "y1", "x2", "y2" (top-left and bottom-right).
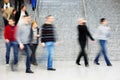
[{"x1": 0, "y1": 0, "x2": 120, "y2": 61}]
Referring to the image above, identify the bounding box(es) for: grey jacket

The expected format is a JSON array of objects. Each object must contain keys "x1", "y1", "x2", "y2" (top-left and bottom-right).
[
  {"x1": 17, "y1": 22, "x2": 32, "y2": 44},
  {"x1": 94, "y1": 25, "x2": 111, "y2": 40}
]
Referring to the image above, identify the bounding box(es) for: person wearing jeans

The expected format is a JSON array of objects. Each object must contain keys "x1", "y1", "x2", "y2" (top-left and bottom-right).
[
  {"x1": 4, "y1": 18, "x2": 18, "y2": 64},
  {"x1": 94, "y1": 18, "x2": 112, "y2": 66},
  {"x1": 45, "y1": 42, "x2": 55, "y2": 69},
  {"x1": 41, "y1": 15, "x2": 56, "y2": 71},
  {"x1": 17, "y1": 15, "x2": 34, "y2": 73}
]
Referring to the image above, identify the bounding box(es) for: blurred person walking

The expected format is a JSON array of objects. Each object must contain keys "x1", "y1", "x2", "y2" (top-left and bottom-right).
[{"x1": 76, "y1": 18, "x2": 94, "y2": 67}]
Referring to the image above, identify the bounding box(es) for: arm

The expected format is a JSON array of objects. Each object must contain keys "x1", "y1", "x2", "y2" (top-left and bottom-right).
[
  {"x1": 4, "y1": 26, "x2": 10, "y2": 43},
  {"x1": 17, "y1": 26, "x2": 24, "y2": 49},
  {"x1": 40, "y1": 25, "x2": 46, "y2": 47},
  {"x1": 86, "y1": 26, "x2": 94, "y2": 41}
]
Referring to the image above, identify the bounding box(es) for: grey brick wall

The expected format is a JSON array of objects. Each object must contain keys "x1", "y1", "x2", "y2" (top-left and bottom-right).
[{"x1": 0, "y1": 0, "x2": 120, "y2": 61}]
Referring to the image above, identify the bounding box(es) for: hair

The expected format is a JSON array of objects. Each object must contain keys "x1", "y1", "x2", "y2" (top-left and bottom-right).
[
  {"x1": 31, "y1": 21, "x2": 37, "y2": 27},
  {"x1": 100, "y1": 18, "x2": 106, "y2": 23},
  {"x1": 46, "y1": 15, "x2": 53, "y2": 19},
  {"x1": 20, "y1": 4, "x2": 26, "y2": 10},
  {"x1": 9, "y1": 17, "x2": 15, "y2": 22}
]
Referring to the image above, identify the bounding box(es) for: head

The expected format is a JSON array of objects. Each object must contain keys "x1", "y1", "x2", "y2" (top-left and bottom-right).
[
  {"x1": 45, "y1": 15, "x2": 54, "y2": 24},
  {"x1": 100, "y1": 18, "x2": 107, "y2": 25},
  {"x1": 8, "y1": 18, "x2": 15, "y2": 26},
  {"x1": 4, "y1": 0, "x2": 9, "y2": 3},
  {"x1": 23, "y1": 15, "x2": 31, "y2": 24},
  {"x1": 31, "y1": 21, "x2": 38, "y2": 28},
  {"x1": 12, "y1": 9, "x2": 17, "y2": 15},
  {"x1": 21, "y1": 4, "x2": 27, "y2": 11},
  {"x1": 78, "y1": 18, "x2": 86, "y2": 25}
]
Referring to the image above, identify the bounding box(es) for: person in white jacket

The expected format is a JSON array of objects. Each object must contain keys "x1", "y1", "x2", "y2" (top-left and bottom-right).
[{"x1": 94, "y1": 18, "x2": 112, "y2": 66}]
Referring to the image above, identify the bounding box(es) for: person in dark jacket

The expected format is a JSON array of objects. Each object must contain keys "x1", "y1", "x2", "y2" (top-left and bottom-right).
[
  {"x1": 41, "y1": 15, "x2": 56, "y2": 71},
  {"x1": 76, "y1": 18, "x2": 94, "y2": 67},
  {"x1": 0, "y1": 0, "x2": 13, "y2": 26},
  {"x1": 30, "y1": 21, "x2": 40, "y2": 65},
  {"x1": 14, "y1": 0, "x2": 24, "y2": 11},
  {"x1": 15, "y1": 4, "x2": 29, "y2": 25}
]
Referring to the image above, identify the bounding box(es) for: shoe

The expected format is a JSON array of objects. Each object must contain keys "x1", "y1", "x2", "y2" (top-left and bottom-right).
[
  {"x1": 76, "y1": 62, "x2": 81, "y2": 65},
  {"x1": 11, "y1": 63, "x2": 18, "y2": 71},
  {"x1": 85, "y1": 64, "x2": 89, "y2": 67},
  {"x1": 6, "y1": 61, "x2": 9, "y2": 64},
  {"x1": 47, "y1": 68, "x2": 56, "y2": 71},
  {"x1": 107, "y1": 64, "x2": 112, "y2": 66},
  {"x1": 94, "y1": 61, "x2": 100, "y2": 65},
  {"x1": 31, "y1": 62, "x2": 38, "y2": 66},
  {"x1": 26, "y1": 70, "x2": 34, "y2": 73}
]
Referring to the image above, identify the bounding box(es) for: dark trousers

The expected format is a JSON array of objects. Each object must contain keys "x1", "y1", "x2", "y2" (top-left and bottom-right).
[
  {"x1": 3, "y1": 18, "x2": 8, "y2": 26},
  {"x1": 15, "y1": 0, "x2": 24, "y2": 11},
  {"x1": 23, "y1": 44, "x2": 31, "y2": 71},
  {"x1": 76, "y1": 40, "x2": 88, "y2": 65},
  {"x1": 30, "y1": 44, "x2": 38, "y2": 63}
]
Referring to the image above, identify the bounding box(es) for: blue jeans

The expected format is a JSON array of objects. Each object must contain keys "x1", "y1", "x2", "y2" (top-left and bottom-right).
[
  {"x1": 94, "y1": 40, "x2": 111, "y2": 65},
  {"x1": 6, "y1": 41, "x2": 18, "y2": 64},
  {"x1": 45, "y1": 42, "x2": 55, "y2": 69},
  {"x1": 23, "y1": 44, "x2": 32, "y2": 71},
  {"x1": 32, "y1": 0, "x2": 37, "y2": 9}
]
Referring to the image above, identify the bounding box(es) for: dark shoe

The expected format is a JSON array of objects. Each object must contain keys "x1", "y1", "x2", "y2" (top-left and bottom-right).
[
  {"x1": 31, "y1": 62, "x2": 38, "y2": 66},
  {"x1": 107, "y1": 64, "x2": 112, "y2": 66},
  {"x1": 47, "y1": 68, "x2": 56, "y2": 71},
  {"x1": 94, "y1": 61, "x2": 100, "y2": 65},
  {"x1": 76, "y1": 62, "x2": 81, "y2": 65},
  {"x1": 26, "y1": 70, "x2": 34, "y2": 73},
  {"x1": 6, "y1": 61, "x2": 9, "y2": 64},
  {"x1": 85, "y1": 64, "x2": 89, "y2": 67},
  {"x1": 11, "y1": 63, "x2": 18, "y2": 71}
]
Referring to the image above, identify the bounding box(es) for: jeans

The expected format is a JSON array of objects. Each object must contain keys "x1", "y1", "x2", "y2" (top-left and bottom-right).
[
  {"x1": 94, "y1": 40, "x2": 111, "y2": 65},
  {"x1": 6, "y1": 41, "x2": 18, "y2": 64},
  {"x1": 23, "y1": 44, "x2": 32, "y2": 71},
  {"x1": 31, "y1": 0, "x2": 37, "y2": 10},
  {"x1": 45, "y1": 42, "x2": 55, "y2": 69}
]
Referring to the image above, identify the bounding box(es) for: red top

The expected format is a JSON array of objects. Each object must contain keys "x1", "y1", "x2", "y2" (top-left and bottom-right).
[{"x1": 4, "y1": 24, "x2": 17, "y2": 41}]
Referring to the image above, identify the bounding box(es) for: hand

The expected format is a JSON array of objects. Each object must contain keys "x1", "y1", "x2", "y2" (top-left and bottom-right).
[
  {"x1": 36, "y1": 34, "x2": 40, "y2": 38},
  {"x1": 5, "y1": 39, "x2": 9, "y2": 43},
  {"x1": 55, "y1": 41, "x2": 63, "y2": 46},
  {"x1": 41, "y1": 43, "x2": 45, "y2": 48},
  {"x1": 90, "y1": 40, "x2": 96, "y2": 43},
  {"x1": 20, "y1": 43, "x2": 24, "y2": 50}
]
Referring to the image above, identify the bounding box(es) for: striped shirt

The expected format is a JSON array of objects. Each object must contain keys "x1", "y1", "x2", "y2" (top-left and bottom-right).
[{"x1": 41, "y1": 24, "x2": 56, "y2": 43}]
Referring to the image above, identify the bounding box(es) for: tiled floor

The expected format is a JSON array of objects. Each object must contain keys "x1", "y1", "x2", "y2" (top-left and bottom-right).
[{"x1": 0, "y1": 61, "x2": 120, "y2": 80}]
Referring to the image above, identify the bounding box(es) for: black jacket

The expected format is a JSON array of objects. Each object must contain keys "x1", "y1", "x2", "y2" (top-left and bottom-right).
[
  {"x1": 77, "y1": 25, "x2": 94, "y2": 41},
  {"x1": 15, "y1": 10, "x2": 29, "y2": 25}
]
